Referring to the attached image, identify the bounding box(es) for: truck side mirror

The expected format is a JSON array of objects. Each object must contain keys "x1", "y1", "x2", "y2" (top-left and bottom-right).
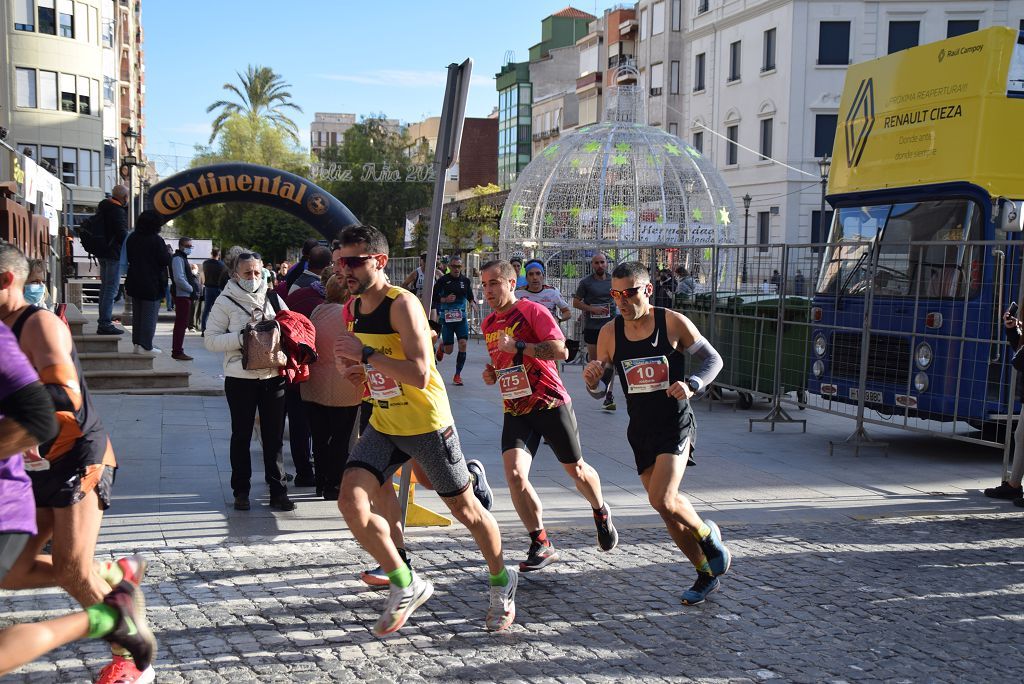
[{"x1": 999, "y1": 199, "x2": 1024, "y2": 232}]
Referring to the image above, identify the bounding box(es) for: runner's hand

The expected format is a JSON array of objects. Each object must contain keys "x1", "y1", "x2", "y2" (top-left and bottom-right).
[
  {"x1": 667, "y1": 380, "x2": 694, "y2": 400},
  {"x1": 496, "y1": 332, "x2": 518, "y2": 354},
  {"x1": 342, "y1": 364, "x2": 366, "y2": 387},
  {"x1": 335, "y1": 330, "x2": 364, "y2": 361},
  {"x1": 583, "y1": 360, "x2": 605, "y2": 389},
  {"x1": 482, "y1": 363, "x2": 497, "y2": 385}
]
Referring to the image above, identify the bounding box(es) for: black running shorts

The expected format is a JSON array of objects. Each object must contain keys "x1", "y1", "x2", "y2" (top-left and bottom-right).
[{"x1": 501, "y1": 403, "x2": 583, "y2": 464}]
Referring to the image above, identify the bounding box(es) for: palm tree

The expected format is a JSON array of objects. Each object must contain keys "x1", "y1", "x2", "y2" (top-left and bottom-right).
[{"x1": 206, "y1": 65, "x2": 303, "y2": 144}]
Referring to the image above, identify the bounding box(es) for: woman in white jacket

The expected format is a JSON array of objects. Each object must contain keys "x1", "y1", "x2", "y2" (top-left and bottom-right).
[{"x1": 203, "y1": 251, "x2": 295, "y2": 512}]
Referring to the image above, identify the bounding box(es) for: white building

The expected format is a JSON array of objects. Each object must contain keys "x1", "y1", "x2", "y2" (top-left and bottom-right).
[
  {"x1": 631, "y1": 0, "x2": 1024, "y2": 249},
  {"x1": 310, "y1": 112, "x2": 400, "y2": 157}
]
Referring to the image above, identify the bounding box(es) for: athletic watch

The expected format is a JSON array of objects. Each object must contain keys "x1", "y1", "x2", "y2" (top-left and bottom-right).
[
  {"x1": 361, "y1": 345, "x2": 376, "y2": 364},
  {"x1": 685, "y1": 377, "x2": 701, "y2": 394},
  {"x1": 515, "y1": 340, "x2": 527, "y2": 352}
]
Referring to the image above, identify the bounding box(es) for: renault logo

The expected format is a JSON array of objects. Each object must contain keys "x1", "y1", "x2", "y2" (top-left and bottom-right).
[{"x1": 845, "y1": 78, "x2": 875, "y2": 168}]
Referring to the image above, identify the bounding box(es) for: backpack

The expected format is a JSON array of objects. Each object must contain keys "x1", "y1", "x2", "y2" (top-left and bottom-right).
[{"x1": 76, "y1": 214, "x2": 109, "y2": 258}]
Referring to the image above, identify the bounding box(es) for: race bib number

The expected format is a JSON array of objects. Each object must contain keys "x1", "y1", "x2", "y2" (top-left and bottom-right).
[
  {"x1": 622, "y1": 356, "x2": 670, "y2": 394},
  {"x1": 23, "y1": 452, "x2": 50, "y2": 471},
  {"x1": 590, "y1": 305, "x2": 611, "y2": 319},
  {"x1": 496, "y1": 364, "x2": 532, "y2": 400},
  {"x1": 444, "y1": 309, "x2": 464, "y2": 323},
  {"x1": 363, "y1": 363, "x2": 402, "y2": 400}
]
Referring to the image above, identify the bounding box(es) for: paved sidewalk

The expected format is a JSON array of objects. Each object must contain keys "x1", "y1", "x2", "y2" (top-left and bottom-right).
[{"x1": 4, "y1": 330, "x2": 1024, "y2": 681}]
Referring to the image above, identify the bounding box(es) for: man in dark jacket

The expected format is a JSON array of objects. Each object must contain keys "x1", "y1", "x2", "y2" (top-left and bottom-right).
[
  {"x1": 124, "y1": 211, "x2": 172, "y2": 354},
  {"x1": 200, "y1": 248, "x2": 227, "y2": 334},
  {"x1": 283, "y1": 238, "x2": 321, "y2": 291},
  {"x1": 95, "y1": 185, "x2": 130, "y2": 335},
  {"x1": 170, "y1": 238, "x2": 198, "y2": 361}
]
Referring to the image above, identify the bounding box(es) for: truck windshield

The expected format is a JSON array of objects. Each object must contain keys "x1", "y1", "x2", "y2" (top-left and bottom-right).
[{"x1": 816, "y1": 198, "x2": 981, "y2": 298}]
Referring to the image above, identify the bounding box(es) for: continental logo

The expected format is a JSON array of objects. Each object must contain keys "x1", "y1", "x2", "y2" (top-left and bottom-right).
[
  {"x1": 153, "y1": 172, "x2": 309, "y2": 215},
  {"x1": 844, "y1": 78, "x2": 875, "y2": 168},
  {"x1": 938, "y1": 44, "x2": 983, "y2": 62}
]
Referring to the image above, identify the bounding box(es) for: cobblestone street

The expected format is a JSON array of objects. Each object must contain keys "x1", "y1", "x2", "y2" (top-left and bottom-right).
[{"x1": 8, "y1": 514, "x2": 1024, "y2": 683}]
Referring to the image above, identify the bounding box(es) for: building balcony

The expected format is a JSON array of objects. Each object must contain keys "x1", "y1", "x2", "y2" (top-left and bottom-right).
[
  {"x1": 608, "y1": 54, "x2": 635, "y2": 70},
  {"x1": 576, "y1": 71, "x2": 602, "y2": 92},
  {"x1": 619, "y1": 18, "x2": 638, "y2": 34}
]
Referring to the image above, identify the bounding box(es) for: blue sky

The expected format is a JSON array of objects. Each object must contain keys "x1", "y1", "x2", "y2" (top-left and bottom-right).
[{"x1": 144, "y1": 0, "x2": 618, "y2": 178}]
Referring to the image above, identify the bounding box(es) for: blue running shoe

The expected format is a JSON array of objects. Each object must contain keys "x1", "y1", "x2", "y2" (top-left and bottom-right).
[
  {"x1": 698, "y1": 520, "x2": 731, "y2": 577},
  {"x1": 466, "y1": 459, "x2": 493, "y2": 511},
  {"x1": 681, "y1": 572, "x2": 720, "y2": 605}
]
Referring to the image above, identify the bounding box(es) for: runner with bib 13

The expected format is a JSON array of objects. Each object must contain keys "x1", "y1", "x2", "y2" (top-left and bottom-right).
[{"x1": 582, "y1": 261, "x2": 732, "y2": 606}]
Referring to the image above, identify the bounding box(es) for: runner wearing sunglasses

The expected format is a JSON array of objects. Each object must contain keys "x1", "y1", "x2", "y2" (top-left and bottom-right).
[{"x1": 582, "y1": 261, "x2": 732, "y2": 606}]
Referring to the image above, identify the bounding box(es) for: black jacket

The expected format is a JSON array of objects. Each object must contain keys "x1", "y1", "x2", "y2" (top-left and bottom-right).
[
  {"x1": 94, "y1": 198, "x2": 129, "y2": 260},
  {"x1": 124, "y1": 222, "x2": 172, "y2": 301}
]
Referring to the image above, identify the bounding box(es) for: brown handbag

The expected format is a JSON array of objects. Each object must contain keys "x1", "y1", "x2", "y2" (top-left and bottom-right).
[{"x1": 228, "y1": 297, "x2": 287, "y2": 370}]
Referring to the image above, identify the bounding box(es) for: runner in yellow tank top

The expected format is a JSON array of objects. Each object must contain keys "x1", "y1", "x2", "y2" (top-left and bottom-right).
[{"x1": 332, "y1": 225, "x2": 518, "y2": 637}]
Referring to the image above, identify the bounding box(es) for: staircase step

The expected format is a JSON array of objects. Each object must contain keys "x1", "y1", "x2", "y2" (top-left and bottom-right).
[
  {"x1": 83, "y1": 369, "x2": 190, "y2": 390},
  {"x1": 72, "y1": 334, "x2": 123, "y2": 353},
  {"x1": 78, "y1": 352, "x2": 154, "y2": 371},
  {"x1": 91, "y1": 386, "x2": 224, "y2": 396}
]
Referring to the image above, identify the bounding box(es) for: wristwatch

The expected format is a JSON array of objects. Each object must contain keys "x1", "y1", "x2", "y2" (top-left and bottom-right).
[
  {"x1": 515, "y1": 340, "x2": 527, "y2": 352},
  {"x1": 685, "y1": 377, "x2": 702, "y2": 394},
  {"x1": 361, "y1": 345, "x2": 376, "y2": 364}
]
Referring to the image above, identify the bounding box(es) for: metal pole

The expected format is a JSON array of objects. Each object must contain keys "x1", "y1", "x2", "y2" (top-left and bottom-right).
[
  {"x1": 742, "y1": 208, "x2": 749, "y2": 285},
  {"x1": 819, "y1": 178, "x2": 827, "y2": 245}
]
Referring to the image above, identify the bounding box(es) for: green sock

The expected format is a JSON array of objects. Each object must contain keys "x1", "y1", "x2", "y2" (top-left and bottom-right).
[
  {"x1": 387, "y1": 564, "x2": 412, "y2": 588},
  {"x1": 86, "y1": 603, "x2": 119, "y2": 639},
  {"x1": 693, "y1": 523, "x2": 711, "y2": 541},
  {"x1": 489, "y1": 567, "x2": 509, "y2": 587},
  {"x1": 697, "y1": 559, "x2": 712, "y2": 575}
]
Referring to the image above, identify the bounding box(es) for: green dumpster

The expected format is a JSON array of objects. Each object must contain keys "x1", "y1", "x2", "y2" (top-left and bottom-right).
[{"x1": 729, "y1": 294, "x2": 811, "y2": 402}]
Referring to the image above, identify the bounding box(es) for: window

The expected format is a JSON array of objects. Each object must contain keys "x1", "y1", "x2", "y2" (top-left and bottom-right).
[
  {"x1": 726, "y1": 125, "x2": 739, "y2": 165},
  {"x1": 693, "y1": 131, "x2": 703, "y2": 153},
  {"x1": 19, "y1": 144, "x2": 38, "y2": 160},
  {"x1": 15, "y1": 0, "x2": 34, "y2": 30},
  {"x1": 76, "y1": 75, "x2": 90, "y2": 114},
  {"x1": 91, "y1": 79, "x2": 99, "y2": 114},
  {"x1": 580, "y1": 43, "x2": 599, "y2": 74},
  {"x1": 41, "y1": 146, "x2": 59, "y2": 171},
  {"x1": 694, "y1": 52, "x2": 706, "y2": 91},
  {"x1": 640, "y1": 8, "x2": 649, "y2": 40},
  {"x1": 670, "y1": 60, "x2": 680, "y2": 94},
  {"x1": 101, "y1": 0, "x2": 113, "y2": 47},
  {"x1": 888, "y1": 21, "x2": 919, "y2": 54},
  {"x1": 74, "y1": 1, "x2": 86, "y2": 40},
  {"x1": 698, "y1": 0, "x2": 709, "y2": 14},
  {"x1": 814, "y1": 114, "x2": 838, "y2": 158},
  {"x1": 15, "y1": 68, "x2": 37, "y2": 108},
  {"x1": 651, "y1": 62, "x2": 664, "y2": 95},
  {"x1": 58, "y1": 0, "x2": 73, "y2": 37},
  {"x1": 818, "y1": 21, "x2": 851, "y2": 65},
  {"x1": 728, "y1": 41, "x2": 741, "y2": 82},
  {"x1": 763, "y1": 28, "x2": 776, "y2": 71},
  {"x1": 78, "y1": 148, "x2": 92, "y2": 187},
  {"x1": 62, "y1": 147, "x2": 77, "y2": 185},
  {"x1": 760, "y1": 118, "x2": 773, "y2": 160},
  {"x1": 60, "y1": 73, "x2": 76, "y2": 112},
  {"x1": 947, "y1": 19, "x2": 979, "y2": 38},
  {"x1": 669, "y1": 122, "x2": 678, "y2": 136},
  {"x1": 652, "y1": 1, "x2": 665, "y2": 35},
  {"x1": 88, "y1": 6, "x2": 98, "y2": 44},
  {"x1": 103, "y1": 76, "x2": 115, "y2": 104},
  {"x1": 671, "y1": 0, "x2": 681, "y2": 31},
  {"x1": 758, "y1": 212, "x2": 770, "y2": 251},
  {"x1": 38, "y1": 0, "x2": 55, "y2": 34},
  {"x1": 811, "y1": 210, "x2": 834, "y2": 250}
]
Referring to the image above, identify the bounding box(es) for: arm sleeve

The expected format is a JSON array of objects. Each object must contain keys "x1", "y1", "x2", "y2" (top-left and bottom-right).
[
  {"x1": 0, "y1": 382, "x2": 58, "y2": 444},
  {"x1": 171, "y1": 256, "x2": 192, "y2": 295},
  {"x1": 684, "y1": 337, "x2": 723, "y2": 391}
]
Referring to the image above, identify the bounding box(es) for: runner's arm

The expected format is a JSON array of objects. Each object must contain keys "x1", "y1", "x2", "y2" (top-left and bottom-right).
[
  {"x1": 400, "y1": 270, "x2": 417, "y2": 290},
  {"x1": 374, "y1": 293, "x2": 434, "y2": 389},
  {"x1": 583, "y1": 323, "x2": 615, "y2": 398},
  {"x1": 20, "y1": 312, "x2": 83, "y2": 413},
  {"x1": 0, "y1": 382, "x2": 58, "y2": 460},
  {"x1": 667, "y1": 310, "x2": 723, "y2": 392}
]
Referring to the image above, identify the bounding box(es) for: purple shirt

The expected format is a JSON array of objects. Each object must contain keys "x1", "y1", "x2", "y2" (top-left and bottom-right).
[{"x1": 0, "y1": 321, "x2": 40, "y2": 535}]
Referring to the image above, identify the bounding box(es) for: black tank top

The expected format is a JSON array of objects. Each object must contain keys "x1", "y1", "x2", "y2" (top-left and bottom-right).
[
  {"x1": 613, "y1": 307, "x2": 695, "y2": 435},
  {"x1": 11, "y1": 305, "x2": 107, "y2": 465}
]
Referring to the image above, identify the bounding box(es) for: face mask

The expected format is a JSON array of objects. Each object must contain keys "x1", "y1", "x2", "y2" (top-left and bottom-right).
[
  {"x1": 238, "y1": 277, "x2": 261, "y2": 293},
  {"x1": 183, "y1": 247, "x2": 193, "y2": 255},
  {"x1": 24, "y1": 283, "x2": 45, "y2": 305}
]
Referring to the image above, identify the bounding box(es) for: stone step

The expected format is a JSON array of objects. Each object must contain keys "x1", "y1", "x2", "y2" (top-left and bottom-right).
[
  {"x1": 91, "y1": 386, "x2": 224, "y2": 396},
  {"x1": 83, "y1": 369, "x2": 190, "y2": 390},
  {"x1": 72, "y1": 334, "x2": 122, "y2": 353},
  {"x1": 77, "y1": 352, "x2": 154, "y2": 371}
]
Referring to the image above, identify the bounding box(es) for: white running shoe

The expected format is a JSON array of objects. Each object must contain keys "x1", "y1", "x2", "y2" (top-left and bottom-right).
[
  {"x1": 372, "y1": 572, "x2": 433, "y2": 637},
  {"x1": 133, "y1": 345, "x2": 161, "y2": 355},
  {"x1": 485, "y1": 566, "x2": 518, "y2": 632}
]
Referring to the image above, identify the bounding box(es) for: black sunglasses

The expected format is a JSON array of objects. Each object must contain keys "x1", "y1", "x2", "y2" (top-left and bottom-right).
[
  {"x1": 238, "y1": 252, "x2": 261, "y2": 260},
  {"x1": 610, "y1": 285, "x2": 646, "y2": 299},
  {"x1": 336, "y1": 255, "x2": 376, "y2": 268}
]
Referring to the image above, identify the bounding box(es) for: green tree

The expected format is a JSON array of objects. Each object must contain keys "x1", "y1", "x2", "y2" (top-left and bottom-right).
[
  {"x1": 206, "y1": 65, "x2": 303, "y2": 144},
  {"x1": 441, "y1": 185, "x2": 503, "y2": 252}
]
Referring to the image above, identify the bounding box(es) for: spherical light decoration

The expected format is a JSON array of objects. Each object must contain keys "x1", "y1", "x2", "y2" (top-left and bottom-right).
[{"x1": 499, "y1": 83, "x2": 737, "y2": 284}]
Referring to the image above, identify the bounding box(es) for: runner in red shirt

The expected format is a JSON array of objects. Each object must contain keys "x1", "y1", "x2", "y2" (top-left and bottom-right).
[{"x1": 480, "y1": 259, "x2": 618, "y2": 572}]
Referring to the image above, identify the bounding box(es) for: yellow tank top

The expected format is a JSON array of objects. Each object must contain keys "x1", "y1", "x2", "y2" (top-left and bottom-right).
[{"x1": 349, "y1": 287, "x2": 453, "y2": 435}]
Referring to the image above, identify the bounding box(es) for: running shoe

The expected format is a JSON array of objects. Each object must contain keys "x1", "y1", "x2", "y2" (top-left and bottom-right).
[
  {"x1": 361, "y1": 556, "x2": 413, "y2": 589},
  {"x1": 95, "y1": 656, "x2": 154, "y2": 684},
  {"x1": 1015, "y1": 496, "x2": 1024, "y2": 508},
  {"x1": 372, "y1": 572, "x2": 434, "y2": 636},
  {"x1": 435, "y1": 347, "x2": 444, "y2": 363},
  {"x1": 453, "y1": 374, "x2": 463, "y2": 386},
  {"x1": 594, "y1": 504, "x2": 619, "y2": 552},
  {"x1": 466, "y1": 459, "x2": 493, "y2": 510},
  {"x1": 602, "y1": 395, "x2": 616, "y2": 411},
  {"x1": 520, "y1": 541, "x2": 559, "y2": 572},
  {"x1": 680, "y1": 572, "x2": 720, "y2": 606},
  {"x1": 115, "y1": 555, "x2": 147, "y2": 586},
  {"x1": 101, "y1": 581, "x2": 157, "y2": 673},
  {"x1": 486, "y1": 567, "x2": 518, "y2": 632},
  {"x1": 698, "y1": 520, "x2": 732, "y2": 577},
  {"x1": 984, "y1": 481, "x2": 1023, "y2": 500}
]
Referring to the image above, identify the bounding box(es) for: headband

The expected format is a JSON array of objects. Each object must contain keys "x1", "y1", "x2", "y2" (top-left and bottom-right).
[{"x1": 524, "y1": 260, "x2": 545, "y2": 274}]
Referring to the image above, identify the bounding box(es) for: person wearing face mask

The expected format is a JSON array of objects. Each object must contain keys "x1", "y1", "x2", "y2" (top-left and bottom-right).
[
  {"x1": 203, "y1": 250, "x2": 294, "y2": 512},
  {"x1": 169, "y1": 237, "x2": 198, "y2": 361},
  {"x1": 124, "y1": 211, "x2": 173, "y2": 355},
  {"x1": 23, "y1": 260, "x2": 48, "y2": 310}
]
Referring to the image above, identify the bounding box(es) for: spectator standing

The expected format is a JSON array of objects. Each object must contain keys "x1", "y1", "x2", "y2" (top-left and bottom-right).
[
  {"x1": 170, "y1": 238, "x2": 198, "y2": 361},
  {"x1": 201, "y1": 248, "x2": 227, "y2": 333},
  {"x1": 203, "y1": 251, "x2": 294, "y2": 512},
  {"x1": 288, "y1": 246, "x2": 332, "y2": 295},
  {"x1": 284, "y1": 238, "x2": 321, "y2": 291},
  {"x1": 188, "y1": 264, "x2": 203, "y2": 332},
  {"x1": 769, "y1": 269, "x2": 783, "y2": 294},
  {"x1": 793, "y1": 270, "x2": 806, "y2": 296},
  {"x1": 674, "y1": 267, "x2": 696, "y2": 296},
  {"x1": 984, "y1": 306, "x2": 1024, "y2": 507},
  {"x1": 23, "y1": 260, "x2": 49, "y2": 310},
  {"x1": 124, "y1": 212, "x2": 172, "y2": 355},
  {"x1": 301, "y1": 275, "x2": 362, "y2": 500},
  {"x1": 94, "y1": 184, "x2": 130, "y2": 335},
  {"x1": 163, "y1": 244, "x2": 175, "y2": 312}
]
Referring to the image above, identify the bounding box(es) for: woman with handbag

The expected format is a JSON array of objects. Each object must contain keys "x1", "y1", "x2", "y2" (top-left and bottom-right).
[{"x1": 203, "y1": 251, "x2": 295, "y2": 512}]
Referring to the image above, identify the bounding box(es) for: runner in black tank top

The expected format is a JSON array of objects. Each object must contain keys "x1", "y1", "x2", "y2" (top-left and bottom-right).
[{"x1": 583, "y1": 261, "x2": 732, "y2": 607}]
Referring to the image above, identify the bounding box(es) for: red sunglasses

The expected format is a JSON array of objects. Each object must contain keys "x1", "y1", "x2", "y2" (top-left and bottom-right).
[{"x1": 609, "y1": 285, "x2": 647, "y2": 299}]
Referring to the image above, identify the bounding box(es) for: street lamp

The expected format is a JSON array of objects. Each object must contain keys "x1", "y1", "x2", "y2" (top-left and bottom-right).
[
  {"x1": 121, "y1": 127, "x2": 138, "y2": 229},
  {"x1": 742, "y1": 193, "x2": 752, "y2": 285},
  {"x1": 817, "y1": 154, "x2": 831, "y2": 246}
]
